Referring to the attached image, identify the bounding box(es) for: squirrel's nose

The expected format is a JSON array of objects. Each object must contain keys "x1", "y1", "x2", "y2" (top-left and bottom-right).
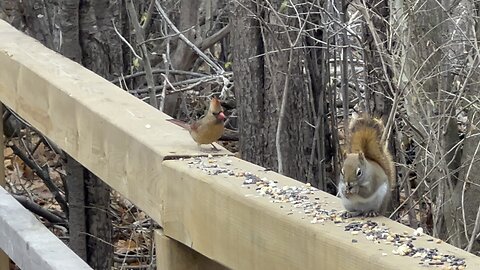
[
  {"x1": 344, "y1": 184, "x2": 352, "y2": 194},
  {"x1": 345, "y1": 183, "x2": 355, "y2": 195}
]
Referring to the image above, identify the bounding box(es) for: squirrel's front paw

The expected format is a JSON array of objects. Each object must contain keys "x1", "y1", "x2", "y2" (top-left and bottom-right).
[
  {"x1": 342, "y1": 211, "x2": 361, "y2": 219},
  {"x1": 363, "y1": 211, "x2": 379, "y2": 217}
]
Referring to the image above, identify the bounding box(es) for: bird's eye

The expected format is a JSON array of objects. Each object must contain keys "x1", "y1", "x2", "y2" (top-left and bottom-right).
[{"x1": 356, "y1": 168, "x2": 362, "y2": 177}]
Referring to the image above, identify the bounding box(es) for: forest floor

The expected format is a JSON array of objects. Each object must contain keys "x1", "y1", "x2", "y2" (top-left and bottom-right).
[{"x1": 2, "y1": 127, "x2": 237, "y2": 269}]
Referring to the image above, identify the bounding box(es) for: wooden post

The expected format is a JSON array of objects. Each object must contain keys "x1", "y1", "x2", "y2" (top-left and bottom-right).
[
  {"x1": 0, "y1": 105, "x2": 10, "y2": 270},
  {"x1": 155, "y1": 230, "x2": 228, "y2": 270}
]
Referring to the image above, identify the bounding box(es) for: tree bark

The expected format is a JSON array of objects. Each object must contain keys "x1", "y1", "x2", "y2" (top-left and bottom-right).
[
  {"x1": 57, "y1": 0, "x2": 82, "y2": 62},
  {"x1": 66, "y1": 156, "x2": 87, "y2": 261},
  {"x1": 231, "y1": 0, "x2": 266, "y2": 167},
  {"x1": 400, "y1": 0, "x2": 444, "y2": 236},
  {"x1": 2, "y1": 1, "x2": 125, "y2": 267},
  {"x1": 363, "y1": 0, "x2": 393, "y2": 118},
  {"x1": 162, "y1": 0, "x2": 201, "y2": 116},
  {"x1": 85, "y1": 172, "x2": 113, "y2": 269},
  {"x1": 0, "y1": 105, "x2": 10, "y2": 270},
  {"x1": 362, "y1": 0, "x2": 399, "y2": 214},
  {"x1": 446, "y1": 0, "x2": 480, "y2": 253},
  {"x1": 397, "y1": 0, "x2": 474, "y2": 249},
  {"x1": 79, "y1": 0, "x2": 125, "y2": 79},
  {"x1": 232, "y1": 0, "x2": 325, "y2": 184}
]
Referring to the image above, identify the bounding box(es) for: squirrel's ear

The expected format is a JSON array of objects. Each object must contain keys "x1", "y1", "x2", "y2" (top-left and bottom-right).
[{"x1": 358, "y1": 152, "x2": 366, "y2": 165}]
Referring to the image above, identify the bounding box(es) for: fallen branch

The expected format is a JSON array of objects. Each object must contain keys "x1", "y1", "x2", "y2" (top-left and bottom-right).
[
  {"x1": 9, "y1": 144, "x2": 68, "y2": 215},
  {"x1": 13, "y1": 194, "x2": 66, "y2": 225}
]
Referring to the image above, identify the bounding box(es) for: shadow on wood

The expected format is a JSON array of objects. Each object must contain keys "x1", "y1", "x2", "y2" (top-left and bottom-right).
[{"x1": 155, "y1": 230, "x2": 229, "y2": 270}]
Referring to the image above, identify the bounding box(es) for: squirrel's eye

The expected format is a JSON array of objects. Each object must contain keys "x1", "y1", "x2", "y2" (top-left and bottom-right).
[{"x1": 356, "y1": 168, "x2": 362, "y2": 177}]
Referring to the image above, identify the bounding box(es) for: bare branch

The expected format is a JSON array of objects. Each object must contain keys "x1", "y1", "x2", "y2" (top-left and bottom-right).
[
  {"x1": 126, "y1": 0, "x2": 158, "y2": 108},
  {"x1": 154, "y1": 0, "x2": 225, "y2": 75}
]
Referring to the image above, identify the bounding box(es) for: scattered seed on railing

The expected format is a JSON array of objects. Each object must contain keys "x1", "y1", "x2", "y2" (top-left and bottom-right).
[{"x1": 181, "y1": 156, "x2": 467, "y2": 269}]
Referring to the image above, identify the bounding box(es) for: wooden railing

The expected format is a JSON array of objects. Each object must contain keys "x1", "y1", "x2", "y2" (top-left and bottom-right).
[{"x1": 0, "y1": 19, "x2": 479, "y2": 270}]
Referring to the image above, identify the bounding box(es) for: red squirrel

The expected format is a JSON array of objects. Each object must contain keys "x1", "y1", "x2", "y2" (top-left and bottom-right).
[
  {"x1": 339, "y1": 114, "x2": 396, "y2": 217},
  {"x1": 168, "y1": 97, "x2": 225, "y2": 150}
]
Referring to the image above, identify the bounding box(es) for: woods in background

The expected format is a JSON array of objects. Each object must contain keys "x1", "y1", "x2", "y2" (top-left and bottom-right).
[{"x1": 1, "y1": 0, "x2": 480, "y2": 262}]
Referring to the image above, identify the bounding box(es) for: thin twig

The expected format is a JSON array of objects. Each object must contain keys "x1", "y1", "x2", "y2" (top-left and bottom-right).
[
  {"x1": 142, "y1": 0, "x2": 156, "y2": 31},
  {"x1": 12, "y1": 162, "x2": 35, "y2": 201},
  {"x1": 154, "y1": 0, "x2": 225, "y2": 75},
  {"x1": 275, "y1": 48, "x2": 294, "y2": 175},
  {"x1": 467, "y1": 203, "x2": 480, "y2": 252},
  {"x1": 160, "y1": 44, "x2": 170, "y2": 112},
  {"x1": 463, "y1": 128, "x2": 480, "y2": 251},
  {"x1": 133, "y1": 73, "x2": 232, "y2": 95},
  {"x1": 126, "y1": 0, "x2": 158, "y2": 108},
  {"x1": 111, "y1": 69, "x2": 206, "y2": 84},
  {"x1": 112, "y1": 18, "x2": 142, "y2": 60}
]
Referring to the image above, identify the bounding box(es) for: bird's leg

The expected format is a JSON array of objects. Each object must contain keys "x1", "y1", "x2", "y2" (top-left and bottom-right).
[{"x1": 210, "y1": 143, "x2": 219, "y2": 151}]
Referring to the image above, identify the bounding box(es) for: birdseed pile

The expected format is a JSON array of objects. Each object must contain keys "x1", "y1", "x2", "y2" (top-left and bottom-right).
[{"x1": 181, "y1": 155, "x2": 468, "y2": 269}]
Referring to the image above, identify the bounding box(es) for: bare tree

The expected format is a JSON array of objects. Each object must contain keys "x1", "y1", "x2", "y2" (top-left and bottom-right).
[
  {"x1": 232, "y1": 0, "x2": 335, "y2": 188},
  {"x1": 3, "y1": 0, "x2": 480, "y2": 258}
]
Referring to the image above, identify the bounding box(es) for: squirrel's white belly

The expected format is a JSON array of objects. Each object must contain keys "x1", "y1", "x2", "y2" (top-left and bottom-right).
[{"x1": 339, "y1": 182, "x2": 388, "y2": 212}]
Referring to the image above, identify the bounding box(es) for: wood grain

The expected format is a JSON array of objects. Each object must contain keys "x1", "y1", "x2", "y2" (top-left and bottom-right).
[
  {"x1": 155, "y1": 229, "x2": 228, "y2": 270},
  {"x1": 0, "y1": 19, "x2": 479, "y2": 270}
]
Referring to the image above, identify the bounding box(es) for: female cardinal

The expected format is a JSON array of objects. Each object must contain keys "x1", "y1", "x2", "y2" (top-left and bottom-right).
[{"x1": 168, "y1": 97, "x2": 225, "y2": 150}]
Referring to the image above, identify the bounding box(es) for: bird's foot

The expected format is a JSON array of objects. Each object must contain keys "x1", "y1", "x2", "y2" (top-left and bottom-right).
[{"x1": 210, "y1": 143, "x2": 220, "y2": 151}]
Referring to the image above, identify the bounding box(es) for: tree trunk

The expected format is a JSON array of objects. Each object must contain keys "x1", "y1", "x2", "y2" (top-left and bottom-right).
[
  {"x1": 232, "y1": 0, "x2": 327, "y2": 184},
  {"x1": 0, "y1": 105, "x2": 11, "y2": 270},
  {"x1": 85, "y1": 172, "x2": 113, "y2": 269},
  {"x1": 231, "y1": 0, "x2": 267, "y2": 165},
  {"x1": 66, "y1": 156, "x2": 87, "y2": 261},
  {"x1": 1, "y1": 1, "x2": 126, "y2": 267},
  {"x1": 164, "y1": 0, "x2": 201, "y2": 116},
  {"x1": 57, "y1": 0, "x2": 82, "y2": 62},
  {"x1": 397, "y1": 0, "x2": 474, "y2": 249},
  {"x1": 400, "y1": 0, "x2": 445, "y2": 237},
  {"x1": 363, "y1": 0, "x2": 393, "y2": 118},
  {"x1": 79, "y1": 0, "x2": 125, "y2": 79},
  {"x1": 362, "y1": 0, "x2": 399, "y2": 213},
  {"x1": 456, "y1": 110, "x2": 480, "y2": 252},
  {"x1": 455, "y1": 0, "x2": 480, "y2": 253}
]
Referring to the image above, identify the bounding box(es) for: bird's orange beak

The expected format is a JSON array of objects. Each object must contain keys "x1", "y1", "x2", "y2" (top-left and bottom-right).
[{"x1": 218, "y1": 111, "x2": 225, "y2": 120}]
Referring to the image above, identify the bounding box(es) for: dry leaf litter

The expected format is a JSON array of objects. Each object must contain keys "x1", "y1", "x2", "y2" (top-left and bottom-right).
[{"x1": 4, "y1": 142, "x2": 154, "y2": 269}]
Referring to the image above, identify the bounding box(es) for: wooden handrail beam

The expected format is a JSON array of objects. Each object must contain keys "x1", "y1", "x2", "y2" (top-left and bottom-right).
[
  {"x1": 0, "y1": 19, "x2": 479, "y2": 269},
  {"x1": 0, "y1": 186, "x2": 92, "y2": 270}
]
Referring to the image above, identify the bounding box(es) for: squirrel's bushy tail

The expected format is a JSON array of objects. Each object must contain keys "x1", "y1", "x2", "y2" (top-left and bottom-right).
[{"x1": 348, "y1": 114, "x2": 396, "y2": 187}]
